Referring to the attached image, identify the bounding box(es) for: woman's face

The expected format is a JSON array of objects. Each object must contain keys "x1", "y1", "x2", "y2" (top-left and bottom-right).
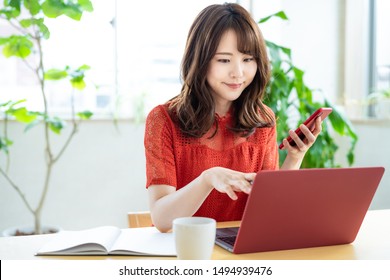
[{"x1": 206, "y1": 29, "x2": 257, "y2": 114}]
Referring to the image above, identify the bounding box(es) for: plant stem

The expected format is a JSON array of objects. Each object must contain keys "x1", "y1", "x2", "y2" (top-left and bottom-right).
[
  {"x1": 2, "y1": 113, "x2": 11, "y2": 173},
  {"x1": 0, "y1": 167, "x2": 35, "y2": 214},
  {"x1": 34, "y1": 159, "x2": 53, "y2": 234},
  {"x1": 53, "y1": 90, "x2": 79, "y2": 163},
  {"x1": 53, "y1": 123, "x2": 78, "y2": 164},
  {"x1": 32, "y1": 26, "x2": 52, "y2": 234}
]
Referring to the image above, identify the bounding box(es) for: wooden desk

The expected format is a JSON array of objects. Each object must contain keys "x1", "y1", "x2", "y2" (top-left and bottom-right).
[{"x1": 1, "y1": 209, "x2": 389, "y2": 260}]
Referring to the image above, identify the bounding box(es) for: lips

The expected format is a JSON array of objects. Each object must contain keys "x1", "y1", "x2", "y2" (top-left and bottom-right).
[{"x1": 225, "y1": 83, "x2": 242, "y2": 90}]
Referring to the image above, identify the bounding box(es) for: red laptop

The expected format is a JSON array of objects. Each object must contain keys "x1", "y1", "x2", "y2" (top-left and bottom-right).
[{"x1": 215, "y1": 167, "x2": 385, "y2": 254}]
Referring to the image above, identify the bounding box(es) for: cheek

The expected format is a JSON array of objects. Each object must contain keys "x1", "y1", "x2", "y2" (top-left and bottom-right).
[
  {"x1": 245, "y1": 64, "x2": 257, "y2": 83},
  {"x1": 205, "y1": 70, "x2": 213, "y2": 86},
  {"x1": 207, "y1": 65, "x2": 224, "y2": 82},
  {"x1": 248, "y1": 63, "x2": 257, "y2": 77}
]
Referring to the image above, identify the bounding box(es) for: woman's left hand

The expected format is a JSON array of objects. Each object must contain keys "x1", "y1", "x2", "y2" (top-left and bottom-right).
[{"x1": 281, "y1": 116, "x2": 322, "y2": 156}]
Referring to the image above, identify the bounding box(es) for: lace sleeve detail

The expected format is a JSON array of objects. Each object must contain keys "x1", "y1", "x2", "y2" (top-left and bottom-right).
[{"x1": 144, "y1": 105, "x2": 177, "y2": 188}]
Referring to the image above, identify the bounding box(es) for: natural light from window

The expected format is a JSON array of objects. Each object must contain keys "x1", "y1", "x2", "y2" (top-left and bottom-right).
[{"x1": 0, "y1": 0, "x2": 230, "y2": 120}]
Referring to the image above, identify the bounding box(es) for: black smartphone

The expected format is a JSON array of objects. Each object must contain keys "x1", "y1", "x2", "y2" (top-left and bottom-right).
[{"x1": 279, "y1": 107, "x2": 332, "y2": 149}]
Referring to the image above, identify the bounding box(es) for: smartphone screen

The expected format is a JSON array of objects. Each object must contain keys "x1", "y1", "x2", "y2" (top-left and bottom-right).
[{"x1": 279, "y1": 108, "x2": 332, "y2": 149}]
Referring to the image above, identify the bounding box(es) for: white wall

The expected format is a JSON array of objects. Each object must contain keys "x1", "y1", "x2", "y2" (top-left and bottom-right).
[
  {"x1": 254, "y1": 0, "x2": 343, "y2": 104},
  {"x1": 334, "y1": 120, "x2": 390, "y2": 211},
  {"x1": 361, "y1": 121, "x2": 390, "y2": 208},
  {"x1": 1, "y1": 0, "x2": 389, "y2": 234},
  {"x1": 0, "y1": 121, "x2": 148, "y2": 232}
]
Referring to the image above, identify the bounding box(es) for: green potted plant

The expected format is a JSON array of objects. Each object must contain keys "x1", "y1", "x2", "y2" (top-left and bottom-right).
[
  {"x1": 0, "y1": 0, "x2": 93, "y2": 235},
  {"x1": 260, "y1": 11, "x2": 358, "y2": 168}
]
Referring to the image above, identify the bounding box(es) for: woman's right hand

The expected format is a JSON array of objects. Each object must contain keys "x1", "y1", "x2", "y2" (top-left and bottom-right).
[
  {"x1": 148, "y1": 167, "x2": 256, "y2": 232},
  {"x1": 201, "y1": 167, "x2": 256, "y2": 200}
]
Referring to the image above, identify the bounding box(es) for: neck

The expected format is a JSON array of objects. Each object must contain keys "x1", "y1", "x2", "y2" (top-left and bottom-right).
[{"x1": 215, "y1": 102, "x2": 232, "y2": 117}]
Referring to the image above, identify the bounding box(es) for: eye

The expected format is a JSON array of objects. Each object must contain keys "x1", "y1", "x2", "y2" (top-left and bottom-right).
[
  {"x1": 217, "y1": 59, "x2": 230, "y2": 63},
  {"x1": 244, "y1": 57, "x2": 254, "y2": 62}
]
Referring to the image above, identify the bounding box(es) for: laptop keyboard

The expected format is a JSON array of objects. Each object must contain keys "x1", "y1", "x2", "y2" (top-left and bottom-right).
[{"x1": 217, "y1": 235, "x2": 237, "y2": 246}]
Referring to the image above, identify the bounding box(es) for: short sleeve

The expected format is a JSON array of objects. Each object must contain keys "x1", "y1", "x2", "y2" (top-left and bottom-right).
[{"x1": 144, "y1": 105, "x2": 177, "y2": 188}]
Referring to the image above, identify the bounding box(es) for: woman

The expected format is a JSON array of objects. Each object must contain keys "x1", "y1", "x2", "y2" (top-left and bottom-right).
[{"x1": 144, "y1": 3, "x2": 322, "y2": 232}]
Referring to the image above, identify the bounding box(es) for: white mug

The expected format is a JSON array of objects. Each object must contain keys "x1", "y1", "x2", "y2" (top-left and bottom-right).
[{"x1": 173, "y1": 217, "x2": 216, "y2": 260}]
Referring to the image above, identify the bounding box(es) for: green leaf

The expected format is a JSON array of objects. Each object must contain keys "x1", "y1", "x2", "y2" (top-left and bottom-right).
[
  {"x1": 266, "y1": 41, "x2": 292, "y2": 61},
  {"x1": 41, "y1": 0, "x2": 92, "y2": 20},
  {"x1": 62, "y1": 3, "x2": 83, "y2": 20},
  {"x1": 259, "y1": 11, "x2": 288, "y2": 24},
  {"x1": 328, "y1": 110, "x2": 345, "y2": 134},
  {"x1": 0, "y1": 37, "x2": 9, "y2": 46},
  {"x1": 0, "y1": 9, "x2": 18, "y2": 19},
  {"x1": 11, "y1": 99, "x2": 27, "y2": 105},
  {"x1": 77, "y1": 64, "x2": 91, "y2": 71},
  {"x1": 68, "y1": 64, "x2": 90, "y2": 90},
  {"x1": 23, "y1": 0, "x2": 41, "y2": 16},
  {"x1": 19, "y1": 18, "x2": 49, "y2": 40},
  {"x1": 37, "y1": 20, "x2": 50, "y2": 39},
  {"x1": 41, "y1": 0, "x2": 64, "y2": 18},
  {"x1": 44, "y1": 68, "x2": 68, "y2": 80},
  {"x1": 64, "y1": 0, "x2": 94, "y2": 19},
  {"x1": 1, "y1": 35, "x2": 33, "y2": 58},
  {"x1": 0, "y1": 101, "x2": 12, "y2": 108},
  {"x1": 77, "y1": 110, "x2": 93, "y2": 120},
  {"x1": 8, "y1": 0, "x2": 22, "y2": 10},
  {"x1": 6, "y1": 99, "x2": 27, "y2": 109},
  {"x1": 0, "y1": 0, "x2": 21, "y2": 18},
  {"x1": 78, "y1": 0, "x2": 93, "y2": 12},
  {"x1": 8, "y1": 107, "x2": 37, "y2": 123},
  {"x1": 46, "y1": 116, "x2": 66, "y2": 134},
  {"x1": 70, "y1": 78, "x2": 86, "y2": 90},
  {"x1": 0, "y1": 136, "x2": 14, "y2": 154},
  {"x1": 19, "y1": 18, "x2": 33, "y2": 28}
]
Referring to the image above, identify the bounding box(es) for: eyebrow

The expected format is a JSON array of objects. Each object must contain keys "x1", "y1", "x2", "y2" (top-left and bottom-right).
[{"x1": 215, "y1": 52, "x2": 233, "y2": 56}]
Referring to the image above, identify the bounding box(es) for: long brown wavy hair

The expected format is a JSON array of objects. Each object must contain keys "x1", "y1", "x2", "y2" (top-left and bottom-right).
[{"x1": 168, "y1": 3, "x2": 274, "y2": 138}]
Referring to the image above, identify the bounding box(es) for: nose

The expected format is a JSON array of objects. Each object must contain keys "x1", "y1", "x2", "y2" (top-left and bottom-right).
[{"x1": 230, "y1": 61, "x2": 244, "y2": 78}]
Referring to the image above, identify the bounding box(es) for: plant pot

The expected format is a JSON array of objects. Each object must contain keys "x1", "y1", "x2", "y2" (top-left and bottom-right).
[{"x1": 2, "y1": 225, "x2": 62, "y2": 237}]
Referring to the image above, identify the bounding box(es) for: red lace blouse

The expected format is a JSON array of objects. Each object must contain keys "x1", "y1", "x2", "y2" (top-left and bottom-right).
[{"x1": 144, "y1": 104, "x2": 279, "y2": 222}]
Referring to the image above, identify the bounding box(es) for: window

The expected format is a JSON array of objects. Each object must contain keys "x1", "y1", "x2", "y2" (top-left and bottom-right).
[
  {"x1": 0, "y1": 0, "x2": 231, "y2": 120},
  {"x1": 371, "y1": 0, "x2": 390, "y2": 92},
  {"x1": 344, "y1": 0, "x2": 390, "y2": 119}
]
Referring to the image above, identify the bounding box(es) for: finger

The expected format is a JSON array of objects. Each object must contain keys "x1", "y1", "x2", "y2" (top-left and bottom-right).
[
  {"x1": 243, "y1": 172, "x2": 257, "y2": 183},
  {"x1": 287, "y1": 127, "x2": 308, "y2": 150},
  {"x1": 225, "y1": 187, "x2": 238, "y2": 200},
  {"x1": 299, "y1": 124, "x2": 316, "y2": 145},
  {"x1": 281, "y1": 138, "x2": 291, "y2": 150},
  {"x1": 218, "y1": 184, "x2": 238, "y2": 200},
  {"x1": 228, "y1": 179, "x2": 252, "y2": 194},
  {"x1": 288, "y1": 129, "x2": 303, "y2": 147},
  {"x1": 311, "y1": 117, "x2": 322, "y2": 135}
]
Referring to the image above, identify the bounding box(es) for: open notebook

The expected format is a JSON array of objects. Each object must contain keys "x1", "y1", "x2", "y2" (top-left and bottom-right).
[
  {"x1": 215, "y1": 167, "x2": 385, "y2": 254},
  {"x1": 36, "y1": 226, "x2": 175, "y2": 256}
]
